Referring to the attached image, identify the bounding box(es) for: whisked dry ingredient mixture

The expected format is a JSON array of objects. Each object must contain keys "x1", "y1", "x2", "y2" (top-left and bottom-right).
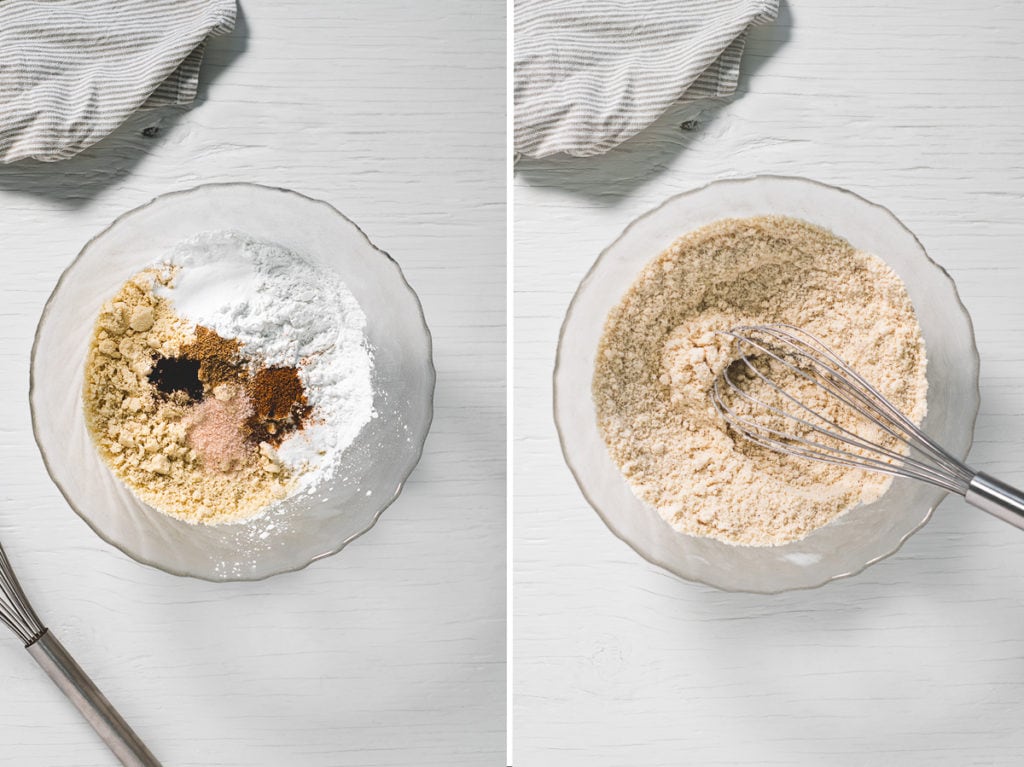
[
  {"x1": 84, "y1": 232, "x2": 374, "y2": 524},
  {"x1": 593, "y1": 216, "x2": 928, "y2": 546}
]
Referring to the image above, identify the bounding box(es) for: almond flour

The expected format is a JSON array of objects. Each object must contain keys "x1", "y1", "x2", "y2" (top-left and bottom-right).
[
  {"x1": 592, "y1": 216, "x2": 928, "y2": 546},
  {"x1": 83, "y1": 268, "x2": 293, "y2": 524}
]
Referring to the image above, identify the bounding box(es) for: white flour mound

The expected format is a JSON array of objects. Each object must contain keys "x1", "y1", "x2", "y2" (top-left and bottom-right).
[{"x1": 156, "y1": 230, "x2": 375, "y2": 491}]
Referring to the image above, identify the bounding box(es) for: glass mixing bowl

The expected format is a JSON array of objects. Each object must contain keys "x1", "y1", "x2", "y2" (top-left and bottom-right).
[
  {"x1": 554, "y1": 175, "x2": 979, "y2": 593},
  {"x1": 32, "y1": 183, "x2": 435, "y2": 581}
]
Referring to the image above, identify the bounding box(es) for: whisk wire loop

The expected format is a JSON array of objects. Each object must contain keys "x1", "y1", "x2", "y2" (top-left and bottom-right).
[
  {"x1": 0, "y1": 541, "x2": 162, "y2": 764},
  {"x1": 716, "y1": 332, "x2": 966, "y2": 490},
  {"x1": 711, "y1": 374, "x2": 964, "y2": 493},
  {"x1": 749, "y1": 324, "x2": 974, "y2": 483},
  {"x1": 712, "y1": 324, "x2": 974, "y2": 496},
  {"x1": 0, "y1": 542, "x2": 45, "y2": 645}
]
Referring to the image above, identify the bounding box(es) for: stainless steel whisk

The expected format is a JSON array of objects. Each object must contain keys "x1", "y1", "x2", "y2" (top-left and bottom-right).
[
  {"x1": 0, "y1": 541, "x2": 160, "y2": 766},
  {"x1": 711, "y1": 323, "x2": 1024, "y2": 528}
]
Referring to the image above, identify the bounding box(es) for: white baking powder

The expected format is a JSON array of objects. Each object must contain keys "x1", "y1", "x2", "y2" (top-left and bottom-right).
[{"x1": 155, "y1": 230, "x2": 375, "y2": 490}]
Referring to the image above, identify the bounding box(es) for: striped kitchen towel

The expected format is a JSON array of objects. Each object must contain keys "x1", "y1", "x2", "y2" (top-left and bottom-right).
[
  {"x1": 515, "y1": 0, "x2": 779, "y2": 158},
  {"x1": 0, "y1": 0, "x2": 236, "y2": 163}
]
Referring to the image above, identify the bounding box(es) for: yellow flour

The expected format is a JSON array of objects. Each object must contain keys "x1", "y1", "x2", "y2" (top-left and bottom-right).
[{"x1": 83, "y1": 268, "x2": 293, "y2": 524}]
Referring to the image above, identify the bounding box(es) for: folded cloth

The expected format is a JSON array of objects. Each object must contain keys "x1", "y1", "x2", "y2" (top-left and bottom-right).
[
  {"x1": 515, "y1": 0, "x2": 778, "y2": 158},
  {"x1": 0, "y1": 0, "x2": 236, "y2": 163}
]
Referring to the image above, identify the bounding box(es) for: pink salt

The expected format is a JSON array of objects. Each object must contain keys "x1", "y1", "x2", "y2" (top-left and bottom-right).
[{"x1": 185, "y1": 390, "x2": 254, "y2": 473}]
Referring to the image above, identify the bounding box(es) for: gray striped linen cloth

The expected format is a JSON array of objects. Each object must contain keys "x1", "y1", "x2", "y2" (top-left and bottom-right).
[
  {"x1": 0, "y1": 0, "x2": 236, "y2": 163},
  {"x1": 515, "y1": 0, "x2": 779, "y2": 158}
]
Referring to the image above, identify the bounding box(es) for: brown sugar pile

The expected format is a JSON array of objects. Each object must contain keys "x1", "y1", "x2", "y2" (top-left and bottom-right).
[
  {"x1": 83, "y1": 267, "x2": 314, "y2": 525},
  {"x1": 592, "y1": 216, "x2": 928, "y2": 546}
]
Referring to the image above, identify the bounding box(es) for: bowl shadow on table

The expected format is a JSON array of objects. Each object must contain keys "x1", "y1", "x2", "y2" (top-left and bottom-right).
[
  {"x1": 0, "y1": 3, "x2": 249, "y2": 208},
  {"x1": 513, "y1": 0, "x2": 792, "y2": 203},
  {"x1": 667, "y1": 490, "x2": 1024, "y2": 753}
]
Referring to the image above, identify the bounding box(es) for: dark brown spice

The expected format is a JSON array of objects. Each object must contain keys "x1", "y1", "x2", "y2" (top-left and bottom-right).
[
  {"x1": 148, "y1": 356, "x2": 203, "y2": 400},
  {"x1": 245, "y1": 367, "x2": 312, "y2": 446},
  {"x1": 181, "y1": 326, "x2": 244, "y2": 389},
  {"x1": 148, "y1": 324, "x2": 312, "y2": 448}
]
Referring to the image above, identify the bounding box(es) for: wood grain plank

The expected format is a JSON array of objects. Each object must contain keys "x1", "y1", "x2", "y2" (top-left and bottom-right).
[
  {"x1": 0, "y1": 2, "x2": 505, "y2": 765},
  {"x1": 514, "y1": 1, "x2": 1024, "y2": 764}
]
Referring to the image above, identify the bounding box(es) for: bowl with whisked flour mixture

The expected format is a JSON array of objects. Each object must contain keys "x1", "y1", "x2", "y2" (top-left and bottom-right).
[
  {"x1": 555, "y1": 176, "x2": 979, "y2": 592},
  {"x1": 32, "y1": 184, "x2": 434, "y2": 580}
]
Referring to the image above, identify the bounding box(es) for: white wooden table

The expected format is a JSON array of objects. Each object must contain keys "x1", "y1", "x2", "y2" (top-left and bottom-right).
[
  {"x1": 0, "y1": 2, "x2": 505, "y2": 765},
  {"x1": 514, "y1": 1, "x2": 1024, "y2": 764}
]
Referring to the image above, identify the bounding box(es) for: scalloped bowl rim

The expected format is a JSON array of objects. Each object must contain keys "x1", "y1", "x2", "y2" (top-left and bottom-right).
[
  {"x1": 553, "y1": 174, "x2": 980, "y2": 594},
  {"x1": 30, "y1": 182, "x2": 436, "y2": 582}
]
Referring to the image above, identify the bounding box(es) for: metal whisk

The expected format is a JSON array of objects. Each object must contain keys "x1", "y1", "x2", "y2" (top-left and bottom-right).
[
  {"x1": 711, "y1": 323, "x2": 1024, "y2": 529},
  {"x1": 0, "y1": 541, "x2": 160, "y2": 766}
]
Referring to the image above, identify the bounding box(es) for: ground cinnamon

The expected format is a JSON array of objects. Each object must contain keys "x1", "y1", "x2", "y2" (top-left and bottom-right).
[{"x1": 244, "y1": 366, "x2": 312, "y2": 446}]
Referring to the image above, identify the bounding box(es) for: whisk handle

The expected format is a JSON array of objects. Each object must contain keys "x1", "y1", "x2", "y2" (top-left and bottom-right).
[
  {"x1": 26, "y1": 629, "x2": 161, "y2": 767},
  {"x1": 965, "y1": 472, "x2": 1024, "y2": 530}
]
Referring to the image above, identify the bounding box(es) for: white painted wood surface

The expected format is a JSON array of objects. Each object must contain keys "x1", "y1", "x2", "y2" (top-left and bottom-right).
[
  {"x1": 0, "y1": 2, "x2": 505, "y2": 765},
  {"x1": 514, "y1": 1, "x2": 1024, "y2": 764}
]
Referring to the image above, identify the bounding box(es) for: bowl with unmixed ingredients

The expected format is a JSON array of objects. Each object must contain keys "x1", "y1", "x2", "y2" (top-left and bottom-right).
[
  {"x1": 31, "y1": 183, "x2": 435, "y2": 581},
  {"x1": 554, "y1": 175, "x2": 979, "y2": 593}
]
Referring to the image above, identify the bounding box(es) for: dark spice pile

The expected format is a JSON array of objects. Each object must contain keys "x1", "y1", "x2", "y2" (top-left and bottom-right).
[{"x1": 148, "y1": 325, "x2": 311, "y2": 447}]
